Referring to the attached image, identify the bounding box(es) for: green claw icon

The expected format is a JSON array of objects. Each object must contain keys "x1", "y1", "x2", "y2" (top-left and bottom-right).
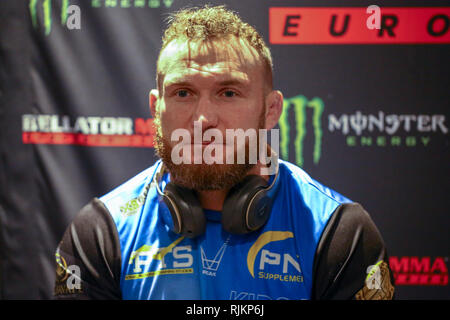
[
  {"x1": 278, "y1": 94, "x2": 324, "y2": 167},
  {"x1": 29, "y1": 0, "x2": 70, "y2": 35}
]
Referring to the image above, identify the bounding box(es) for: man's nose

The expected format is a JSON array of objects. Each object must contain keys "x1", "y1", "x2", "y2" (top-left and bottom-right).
[{"x1": 192, "y1": 95, "x2": 218, "y2": 129}]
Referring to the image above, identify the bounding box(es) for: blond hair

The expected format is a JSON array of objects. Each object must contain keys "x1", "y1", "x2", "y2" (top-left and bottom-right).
[{"x1": 156, "y1": 5, "x2": 273, "y2": 91}]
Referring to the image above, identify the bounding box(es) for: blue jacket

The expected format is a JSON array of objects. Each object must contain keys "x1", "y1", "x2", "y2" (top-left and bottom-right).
[{"x1": 54, "y1": 160, "x2": 394, "y2": 300}]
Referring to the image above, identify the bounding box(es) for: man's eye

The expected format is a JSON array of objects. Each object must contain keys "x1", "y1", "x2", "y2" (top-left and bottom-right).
[
  {"x1": 222, "y1": 90, "x2": 237, "y2": 98},
  {"x1": 176, "y1": 90, "x2": 190, "y2": 98}
]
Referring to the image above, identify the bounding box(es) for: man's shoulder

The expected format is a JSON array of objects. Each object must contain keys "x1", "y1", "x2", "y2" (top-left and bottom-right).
[
  {"x1": 98, "y1": 160, "x2": 162, "y2": 219},
  {"x1": 278, "y1": 159, "x2": 352, "y2": 206}
]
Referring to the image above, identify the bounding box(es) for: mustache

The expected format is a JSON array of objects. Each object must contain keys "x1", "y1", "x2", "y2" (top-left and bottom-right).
[{"x1": 154, "y1": 131, "x2": 255, "y2": 191}]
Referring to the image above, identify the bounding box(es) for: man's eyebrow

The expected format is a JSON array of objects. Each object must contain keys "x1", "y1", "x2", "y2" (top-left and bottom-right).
[
  {"x1": 164, "y1": 80, "x2": 192, "y2": 88},
  {"x1": 164, "y1": 78, "x2": 250, "y2": 88},
  {"x1": 217, "y1": 79, "x2": 249, "y2": 87}
]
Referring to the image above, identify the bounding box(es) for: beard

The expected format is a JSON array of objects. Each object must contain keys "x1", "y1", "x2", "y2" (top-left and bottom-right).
[{"x1": 153, "y1": 109, "x2": 266, "y2": 191}]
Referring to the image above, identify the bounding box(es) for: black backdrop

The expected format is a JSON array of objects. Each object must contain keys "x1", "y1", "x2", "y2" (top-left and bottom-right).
[{"x1": 0, "y1": 0, "x2": 449, "y2": 299}]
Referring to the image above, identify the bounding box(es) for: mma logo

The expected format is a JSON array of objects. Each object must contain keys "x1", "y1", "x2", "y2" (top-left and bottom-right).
[
  {"x1": 278, "y1": 94, "x2": 324, "y2": 167},
  {"x1": 29, "y1": 0, "x2": 81, "y2": 35},
  {"x1": 389, "y1": 256, "x2": 449, "y2": 286}
]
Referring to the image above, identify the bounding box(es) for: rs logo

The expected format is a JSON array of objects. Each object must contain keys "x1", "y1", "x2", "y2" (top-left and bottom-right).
[
  {"x1": 129, "y1": 236, "x2": 192, "y2": 272},
  {"x1": 125, "y1": 236, "x2": 194, "y2": 280}
]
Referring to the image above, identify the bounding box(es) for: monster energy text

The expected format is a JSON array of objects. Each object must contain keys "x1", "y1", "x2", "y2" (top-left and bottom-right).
[
  {"x1": 329, "y1": 111, "x2": 448, "y2": 147},
  {"x1": 91, "y1": 0, "x2": 174, "y2": 8},
  {"x1": 278, "y1": 95, "x2": 448, "y2": 165},
  {"x1": 29, "y1": 0, "x2": 174, "y2": 35}
]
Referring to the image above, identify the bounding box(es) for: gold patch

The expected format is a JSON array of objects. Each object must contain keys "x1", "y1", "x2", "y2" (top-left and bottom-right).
[
  {"x1": 355, "y1": 261, "x2": 395, "y2": 300},
  {"x1": 55, "y1": 253, "x2": 70, "y2": 283},
  {"x1": 54, "y1": 253, "x2": 84, "y2": 295}
]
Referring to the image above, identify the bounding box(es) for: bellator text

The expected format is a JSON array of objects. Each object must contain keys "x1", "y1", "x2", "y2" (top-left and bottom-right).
[
  {"x1": 22, "y1": 114, "x2": 154, "y2": 147},
  {"x1": 23, "y1": 114, "x2": 139, "y2": 135}
]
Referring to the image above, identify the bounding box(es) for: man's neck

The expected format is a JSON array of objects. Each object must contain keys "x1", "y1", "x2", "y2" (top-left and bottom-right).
[{"x1": 197, "y1": 162, "x2": 269, "y2": 211}]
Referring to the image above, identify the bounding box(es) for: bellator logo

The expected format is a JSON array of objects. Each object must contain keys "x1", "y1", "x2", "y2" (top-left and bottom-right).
[
  {"x1": 389, "y1": 256, "x2": 449, "y2": 286},
  {"x1": 22, "y1": 114, "x2": 155, "y2": 147}
]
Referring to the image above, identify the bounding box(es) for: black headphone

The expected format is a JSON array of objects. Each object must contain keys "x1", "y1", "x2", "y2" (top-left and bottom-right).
[{"x1": 154, "y1": 157, "x2": 280, "y2": 238}]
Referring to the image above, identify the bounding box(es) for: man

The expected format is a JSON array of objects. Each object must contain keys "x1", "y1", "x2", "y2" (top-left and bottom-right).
[{"x1": 54, "y1": 6, "x2": 395, "y2": 300}]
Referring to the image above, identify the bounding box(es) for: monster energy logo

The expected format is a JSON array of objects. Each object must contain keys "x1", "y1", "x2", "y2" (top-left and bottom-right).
[
  {"x1": 29, "y1": 0, "x2": 79, "y2": 35},
  {"x1": 278, "y1": 95, "x2": 324, "y2": 167}
]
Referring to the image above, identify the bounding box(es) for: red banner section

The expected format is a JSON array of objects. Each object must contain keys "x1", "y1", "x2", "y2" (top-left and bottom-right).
[
  {"x1": 22, "y1": 132, "x2": 154, "y2": 147},
  {"x1": 269, "y1": 7, "x2": 450, "y2": 44},
  {"x1": 22, "y1": 116, "x2": 155, "y2": 147}
]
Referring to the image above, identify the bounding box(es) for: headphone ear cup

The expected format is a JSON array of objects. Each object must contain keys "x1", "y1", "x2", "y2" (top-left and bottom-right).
[
  {"x1": 221, "y1": 175, "x2": 270, "y2": 234},
  {"x1": 162, "y1": 183, "x2": 206, "y2": 238}
]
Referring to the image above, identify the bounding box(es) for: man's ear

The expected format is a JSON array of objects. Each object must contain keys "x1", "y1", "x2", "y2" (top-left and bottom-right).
[
  {"x1": 264, "y1": 90, "x2": 283, "y2": 130},
  {"x1": 149, "y1": 89, "x2": 159, "y2": 118}
]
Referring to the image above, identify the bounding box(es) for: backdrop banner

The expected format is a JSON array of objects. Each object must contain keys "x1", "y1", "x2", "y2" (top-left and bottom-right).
[{"x1": 0, "y1": 0, "x2": 448, "y2": 299}]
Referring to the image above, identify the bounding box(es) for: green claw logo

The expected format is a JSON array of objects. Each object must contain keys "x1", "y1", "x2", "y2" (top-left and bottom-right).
[
  {"x1": 278, "y1": 94, "x2": 324, "y2": 167},
  {"x1": 29, "y1": 0, "x2": 71, "y2": 35}
]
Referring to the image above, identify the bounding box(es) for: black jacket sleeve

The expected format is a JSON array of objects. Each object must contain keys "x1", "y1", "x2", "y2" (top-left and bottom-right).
[
  {"x1": 311, "y1": 202, "x2": 395, "y2": 300},
  {"x1": 53, "y1": 198, "x2": 122, "y2": 300}
]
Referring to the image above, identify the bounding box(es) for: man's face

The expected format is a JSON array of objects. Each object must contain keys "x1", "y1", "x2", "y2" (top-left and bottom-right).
[{"x1": 151, "y1": 36, "x2": 276, "y2": 190}]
